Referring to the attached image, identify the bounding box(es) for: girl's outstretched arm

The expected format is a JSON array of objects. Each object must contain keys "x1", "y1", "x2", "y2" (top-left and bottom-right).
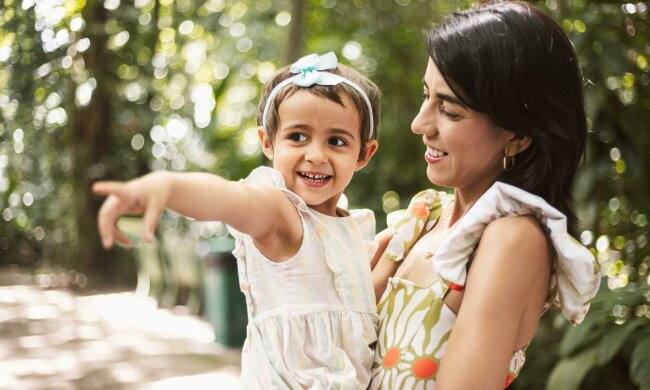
[{"x1": 93, "y1": 171, "x2": 302, "y2": 258}]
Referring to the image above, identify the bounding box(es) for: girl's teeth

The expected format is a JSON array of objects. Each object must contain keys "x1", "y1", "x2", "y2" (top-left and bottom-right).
[{"x1": 301, "y1": 172, "x2": 329, "y2": 181}]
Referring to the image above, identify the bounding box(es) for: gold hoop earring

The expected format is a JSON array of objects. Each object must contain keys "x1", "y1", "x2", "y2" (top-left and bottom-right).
[{"x1": 503, "y1": 153, "x2": 515, "y2": 170}]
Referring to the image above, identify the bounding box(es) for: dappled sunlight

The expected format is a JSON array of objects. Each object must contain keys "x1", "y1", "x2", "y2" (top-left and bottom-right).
[
  {"x1": 146, "y1": 371, "x2": 241, "y2": 390},
  {"x1": 0, "y1": 285, "x2": 241, "y2": 389}
]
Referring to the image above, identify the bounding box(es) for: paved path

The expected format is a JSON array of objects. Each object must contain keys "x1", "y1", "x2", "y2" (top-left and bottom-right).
[{"x1": 0, "y1": 282, "x2": 242, "y2": 389}]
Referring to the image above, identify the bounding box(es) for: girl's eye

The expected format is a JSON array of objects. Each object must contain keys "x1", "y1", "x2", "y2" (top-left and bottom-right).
[
  {"x1": 329, "y1": 137, "x2": 347, "y2": 147},
  {"x1": 439, "y1": 104, "x2": 462, "y2": 121},
  {"x1": 288, "y1": 133, "x2": 308, "y2": 142},
  {"x1": 422, "y1": 91, "x2": 430, "y2": 100}
]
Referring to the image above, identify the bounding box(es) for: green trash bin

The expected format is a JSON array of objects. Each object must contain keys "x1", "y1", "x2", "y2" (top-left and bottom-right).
[{"x1": 202, "y1": 236, "x2": 247, "y2": 347}]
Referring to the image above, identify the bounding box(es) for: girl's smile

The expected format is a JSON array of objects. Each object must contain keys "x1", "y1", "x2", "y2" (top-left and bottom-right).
[{"x1": 297, "y1": 171, "x2": 332, "y2": 187}]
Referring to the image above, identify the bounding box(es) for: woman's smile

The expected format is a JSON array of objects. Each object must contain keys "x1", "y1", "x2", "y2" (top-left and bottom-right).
[{"x1": 424, "y1": 147, "x2": 448, "y2": 163}]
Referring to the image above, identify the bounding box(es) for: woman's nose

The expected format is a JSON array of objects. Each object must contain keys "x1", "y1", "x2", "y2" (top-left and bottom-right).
[{"x1": 411, "y1": 106, "x2": 436, "y2": 136}]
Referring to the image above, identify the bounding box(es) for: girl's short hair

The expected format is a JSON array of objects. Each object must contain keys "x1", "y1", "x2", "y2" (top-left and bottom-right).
[
  {"x1": 427, "y1": 0, "x2": 587, "y2": 235},
  {"x1": 257, "y1": 63, "x2": 381, "y2": 157}
]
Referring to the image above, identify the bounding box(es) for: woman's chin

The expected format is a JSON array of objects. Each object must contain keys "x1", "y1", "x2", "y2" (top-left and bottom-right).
[{"x1": 426, "y1": 169, "x2": 451, "y2": 188}]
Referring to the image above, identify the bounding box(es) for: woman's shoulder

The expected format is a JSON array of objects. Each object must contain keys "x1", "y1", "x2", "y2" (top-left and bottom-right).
[
  {"x1": 476, "y1": 215, "x2": 552, "y2": 277},
  {"x1": 481, "y1": 214, "x2": 548, "y2": 248},
  {"x1": 441, "y1": 182, "x2": 599, "y2": 324}
]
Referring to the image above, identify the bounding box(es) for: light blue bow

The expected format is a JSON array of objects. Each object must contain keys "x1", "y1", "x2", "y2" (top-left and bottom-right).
[
  {"x1": 289, "y1": 52, "x2": 339, "y2": 87},
  {"x1": 261, "y1": 52, "x2": 375, "y2": 140}
]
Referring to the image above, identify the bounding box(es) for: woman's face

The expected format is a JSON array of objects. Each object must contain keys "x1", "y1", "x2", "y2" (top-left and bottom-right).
[{"x1": 411, "y1": 59, "x2": 514, "y2": 201}]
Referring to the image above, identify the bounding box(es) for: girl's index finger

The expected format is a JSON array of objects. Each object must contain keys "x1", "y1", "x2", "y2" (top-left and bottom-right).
[{"x1": 92, "y1": 181, "x2": 130, "y2": 198}]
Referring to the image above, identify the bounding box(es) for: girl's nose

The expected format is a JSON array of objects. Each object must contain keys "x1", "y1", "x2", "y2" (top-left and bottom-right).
[{"x1": 305, "y1": 144, "x2": 328, "y2": 164}]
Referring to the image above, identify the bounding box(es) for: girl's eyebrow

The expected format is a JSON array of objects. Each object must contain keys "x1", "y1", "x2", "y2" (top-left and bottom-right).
[
  {"x1": 330, "y1": 128, "x2": 356, "y2": 140},
  {"x1": 281, "y1": 123, "x2": 312, "y2": 132}
]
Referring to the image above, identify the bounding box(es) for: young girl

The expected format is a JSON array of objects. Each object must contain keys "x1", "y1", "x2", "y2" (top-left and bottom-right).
[{"x1": 93, "y1": 52, "x2": 381, "y2": 388}]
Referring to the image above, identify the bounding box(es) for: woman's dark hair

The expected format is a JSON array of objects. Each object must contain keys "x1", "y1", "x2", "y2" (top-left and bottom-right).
[{"x1": 427, "y1": 0, "x2": 587, "y2": 236}]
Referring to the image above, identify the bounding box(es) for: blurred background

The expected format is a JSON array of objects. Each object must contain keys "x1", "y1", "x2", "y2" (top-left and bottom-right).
[{"x1": 0, "y1": 0, "x2": 649, "y2": 388}]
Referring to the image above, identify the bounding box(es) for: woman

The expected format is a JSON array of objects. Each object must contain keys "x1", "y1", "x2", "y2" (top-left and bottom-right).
[{"x1": 370, "y1": 1, "x2": 600, "y2": 388}]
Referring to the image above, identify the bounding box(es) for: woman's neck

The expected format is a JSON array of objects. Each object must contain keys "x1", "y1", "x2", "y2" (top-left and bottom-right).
[{"x1": 450, "y1": 186, "x2": 489, "y2": 226}]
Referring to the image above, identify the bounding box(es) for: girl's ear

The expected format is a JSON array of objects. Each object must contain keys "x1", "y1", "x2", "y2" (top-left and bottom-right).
[
  {"x1": 356, "y1": 140, "x2": 379, "y2": 171},
  {"x1": 258, "y1": 127, "x2": 274, "y2": 160}
]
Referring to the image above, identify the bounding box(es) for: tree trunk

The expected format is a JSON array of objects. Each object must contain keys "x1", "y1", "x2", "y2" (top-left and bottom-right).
[
  {"x1": 72, "y1": 2, "x2": 116, "y2": 285},
  {"x1": 287, "y1": 0, "x2": 306, "y2": 63}
]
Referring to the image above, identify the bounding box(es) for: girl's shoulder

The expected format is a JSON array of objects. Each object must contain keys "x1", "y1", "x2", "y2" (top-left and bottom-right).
[{"x1": 241, "y1": 166, "x2": 310, "y2": 214}]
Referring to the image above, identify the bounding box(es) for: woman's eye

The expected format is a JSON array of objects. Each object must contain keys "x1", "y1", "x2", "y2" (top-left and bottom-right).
[
  {"x1": 439, "y1": 104, "x2": 462, "y2": 121},
  {"x1": 329, "y1": 137, "x2": 347, "y2": 146},
  {"x1": 422, "y1": 91, "x2": 430, "y2": 100},
  {"x1": 288, "y1": 133, "x2": 308, "y2": 142}
]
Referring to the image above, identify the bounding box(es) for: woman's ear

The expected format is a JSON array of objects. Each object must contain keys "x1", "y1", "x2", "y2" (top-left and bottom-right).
[
  {"x1": 356, "y1": 140, "x2": 379, "y2": 171},
  {"x1": 507, "y1": 134, "x2": 532, "y2": 156},
  {"x1": 258, "y1": 127, "x2": 274, "y2": 160}
]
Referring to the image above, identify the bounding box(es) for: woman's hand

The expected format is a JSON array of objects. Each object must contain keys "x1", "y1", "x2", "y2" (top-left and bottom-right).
[
  {"x1": 371, "y1": 229, "x2": 400, "y2": 302},
  {"x1": 93, "y1": 172, "x2": 171, "y2": 249}
]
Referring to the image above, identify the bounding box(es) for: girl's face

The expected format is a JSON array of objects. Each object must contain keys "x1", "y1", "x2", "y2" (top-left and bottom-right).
[
  {"x1": 260, "y1": 90, "x2": 377, "y2": 216},
  {"x1": 411, "y1": 59, "x2": 514, "y2": 201}
]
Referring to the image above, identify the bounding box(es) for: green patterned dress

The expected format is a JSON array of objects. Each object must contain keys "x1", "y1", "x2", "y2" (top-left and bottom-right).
[{"x1": 369, "y1": 182, "x2": 601, "y2": 389}]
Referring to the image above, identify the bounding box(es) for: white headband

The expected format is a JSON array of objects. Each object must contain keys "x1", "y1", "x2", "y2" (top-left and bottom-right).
[{"x1": 261, "y1": 52, "x2": 375, "y2": 141}]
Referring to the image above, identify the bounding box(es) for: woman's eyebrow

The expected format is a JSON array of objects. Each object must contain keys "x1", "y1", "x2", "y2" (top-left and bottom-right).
[
  {"x1": 422, "y1": 78, "x2": 467, "y2": 108},
  {"x1": 436, "y1": 92, "x2": 467, "y2": 108}
]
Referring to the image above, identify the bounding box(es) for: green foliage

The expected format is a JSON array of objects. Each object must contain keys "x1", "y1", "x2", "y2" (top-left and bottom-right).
[
  {"x1": 632, "y1": 336, "x2": 650, "y2": 386},
  {"x1": 547, "y1": 345, "x2": 599, "y2": 390},
  {"x1": 538, "y1": 285, "x2": 650, "y2": 389},
  {"x1": 1, "y1": 0, "x2": 649, "y2": 385}
]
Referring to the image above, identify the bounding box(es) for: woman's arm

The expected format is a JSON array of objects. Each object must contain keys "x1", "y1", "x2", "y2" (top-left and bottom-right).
[
  {"x1": 436, "y1": 215, "x2": 552, "y2": 389},
  {"x1": 370, "y1": 228, "x2": 392, "y2": 269}
]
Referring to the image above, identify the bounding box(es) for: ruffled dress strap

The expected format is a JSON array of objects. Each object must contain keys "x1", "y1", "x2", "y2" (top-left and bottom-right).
[
  {"x1": 432, "y1": 181, "x2": 601, "y2": 324},
  {"x1": 349, "y1": 208, "x2": 378, "y2": 261},
  {"x1": 384, "y1": 189, "x2": 454, "y2": 262},
  {"x1": 226, "y1": 166, "x2": 313, "y2": 320}
]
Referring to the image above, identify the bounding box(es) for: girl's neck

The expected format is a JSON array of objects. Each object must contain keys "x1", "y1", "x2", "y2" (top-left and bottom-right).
[{"x1": 307, "y1": 195, "x2": 345, "y2": 217}]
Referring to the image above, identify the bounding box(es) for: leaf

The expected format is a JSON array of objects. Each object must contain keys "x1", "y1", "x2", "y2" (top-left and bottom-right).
[
  {"x1": 631, "y1": 336, "x2": 650, "y2": 385},
  {"x1": 598, "y1": 318, "x2": 643, "y2": 366},
  {"x1": 546, "y1": 345, "x2": 599, "y2": 390},
  {"x1": 559, "y1": 310, "x2": 606, "y2": 356}
]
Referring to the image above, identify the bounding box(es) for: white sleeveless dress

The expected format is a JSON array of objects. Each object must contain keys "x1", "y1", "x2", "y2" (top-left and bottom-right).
[{"x1": 227, "y1": 167, "x2": 379, "y2": 389}]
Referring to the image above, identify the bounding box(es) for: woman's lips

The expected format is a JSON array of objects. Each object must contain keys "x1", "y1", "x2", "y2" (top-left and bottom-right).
[{"x1": 424, "y1": 148, "x2": 448, "y2": 163}]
